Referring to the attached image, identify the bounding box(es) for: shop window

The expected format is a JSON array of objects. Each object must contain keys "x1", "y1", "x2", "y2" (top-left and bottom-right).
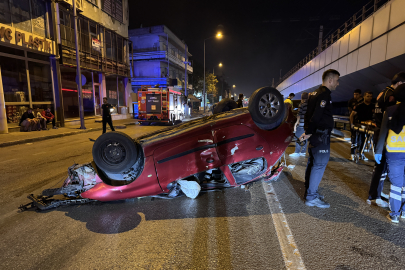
[
  {"x1": 29, "y1": 61, "x2": 53, "y2": 102},
  {"x1": 11, "y1": 0, "x2": 32, "y2": 33},
  {"x1": 1, "y1": 56, "x2": 28, "y2": 103},
  {"x1": 5, "y1": 105, "x2": 30, "y2": 125},
  {"x1": 61, "y1": 67, "x2": 95, "y2": 118},
  {"x1": 0, "y1": 45, "x2": 25, "y2": 57}
]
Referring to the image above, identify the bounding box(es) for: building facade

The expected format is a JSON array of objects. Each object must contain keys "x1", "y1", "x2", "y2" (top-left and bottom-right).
[
  {"x1": 129, "y1": 25, "x2": 193, "y2": 94},
  {"x1": 0, "y1": 0, "x2": 132, "y2": 133},
  {"x1": 57, "y1": 0, "x2": 132, "y2": 122},
  {"x1": 0, "y1": 0, "x2": 57, "y2": 133}
]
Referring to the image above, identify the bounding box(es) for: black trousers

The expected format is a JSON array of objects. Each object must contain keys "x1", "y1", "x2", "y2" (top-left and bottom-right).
[
  {"x1": 102, "y1": 116, "x2": 115, "y2": 133},
  {"x1": 46, "y1": 118, "x2": 55, "y2": 127}
]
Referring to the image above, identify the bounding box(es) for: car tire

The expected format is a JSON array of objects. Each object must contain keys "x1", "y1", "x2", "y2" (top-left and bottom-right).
[
  {"x1": 248, "y1": 87, "x2": 286, "y2": 130},
  {"x1": 92, "y1": 131, "x2": 139, "y2": 174},
  {"x1": 213, "y1": 98, "x2": 237, "y2": 114}
]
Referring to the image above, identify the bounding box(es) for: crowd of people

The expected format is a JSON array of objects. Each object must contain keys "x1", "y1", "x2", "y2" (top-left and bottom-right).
[
  {"x1": 19, "y1": 107, "x2": 57, "y2": 132},
  {"x1": 285, "y1": 70, "x2": 405, "y2": 223}
]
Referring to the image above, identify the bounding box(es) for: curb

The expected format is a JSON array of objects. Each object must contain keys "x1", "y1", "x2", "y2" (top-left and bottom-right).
[{"x1": 0, "y1": 122, "x2": 136, "y2": 148}]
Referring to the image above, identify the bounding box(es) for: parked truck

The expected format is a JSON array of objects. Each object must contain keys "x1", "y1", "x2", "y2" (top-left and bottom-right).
[{"x1": 137, "y1": 86, "x2": 184, "y2": 125}]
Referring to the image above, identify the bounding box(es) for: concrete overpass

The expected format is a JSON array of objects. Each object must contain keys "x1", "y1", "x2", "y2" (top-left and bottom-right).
[{"x1": 277, "y1": 0, "x2": 405, "y2": 103}]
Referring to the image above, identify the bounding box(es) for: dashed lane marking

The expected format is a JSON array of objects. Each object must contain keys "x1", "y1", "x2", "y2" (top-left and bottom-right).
[
  {"x1": 0, "y1": 159, "x2": 17, "y2": 164},
  {"x1": 262, "y1": 181, "x2": 306, "y2": 270}
]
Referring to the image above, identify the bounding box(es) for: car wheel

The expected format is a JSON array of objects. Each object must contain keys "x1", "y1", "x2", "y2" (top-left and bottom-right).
[
  {"x1": 92, "y1": 131, "x2": 139, "y2": 174},
  {"x1": 248, "y1": 87, "x2": 286, "y2": 130},
  {"x1": 213, "y1": 98, "x2": 237, "y2": 114}
]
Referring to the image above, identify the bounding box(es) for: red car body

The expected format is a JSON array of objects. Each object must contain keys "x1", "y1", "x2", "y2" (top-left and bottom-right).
[{"x1": 81, "y1": 107, "x2": 295, "y2": 201}]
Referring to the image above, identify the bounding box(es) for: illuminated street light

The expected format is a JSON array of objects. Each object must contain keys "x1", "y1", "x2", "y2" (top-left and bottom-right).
[
  {"x1": 204, "y1": 31, "x2": 223, "y2": 112},
  {"x1": 219, "y1": 63, "x2": 223, "y2": 67},
  {"x1": 233, "y1": 85, "x2": 236, "y2": 88}
]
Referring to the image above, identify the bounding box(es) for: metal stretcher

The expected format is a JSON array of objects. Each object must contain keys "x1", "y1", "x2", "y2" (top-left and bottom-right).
[{"x1": 352, "y1": 121, "x2": 376, "y2": 163}]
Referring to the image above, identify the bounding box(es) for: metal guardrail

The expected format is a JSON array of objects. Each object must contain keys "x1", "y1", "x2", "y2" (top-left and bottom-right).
[{"x1": 278, "y1": 0, "x2": 389, "y2": 86}]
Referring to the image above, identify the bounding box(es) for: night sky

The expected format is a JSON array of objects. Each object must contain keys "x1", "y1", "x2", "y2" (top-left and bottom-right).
[{"x1": 129, "y1": 0, "x2": 370, "y2": 97}]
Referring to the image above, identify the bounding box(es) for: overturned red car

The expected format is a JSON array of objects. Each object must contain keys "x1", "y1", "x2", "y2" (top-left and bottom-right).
[{"x1": 20, "y1": 87, "x2": 296, "y2": 211}]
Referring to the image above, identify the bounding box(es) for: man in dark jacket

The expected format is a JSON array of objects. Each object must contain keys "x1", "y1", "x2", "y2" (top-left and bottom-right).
[
  {"x1": 367, "y1": 72, "x2": 405, "y2": 208},
  {"x1": 290, "y1": 92, "x2": 309, "y2": 157},
  {"x1": 102, "y1": 97, "x2": 115, "y2": 134},
  {"x1": 236, "y1": 94, "x2": 244, "y2": 108},
  {"x1": 300, "y1": 69, "x2": 340, "y2": 208},
  {"x1": 19, "y1": 108, "x2": 36, "y2": 131}
]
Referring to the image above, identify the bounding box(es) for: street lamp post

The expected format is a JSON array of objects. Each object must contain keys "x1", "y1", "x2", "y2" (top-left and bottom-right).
[{"x1": 203, "y1": 32, "x2": 222, "y2": 112}]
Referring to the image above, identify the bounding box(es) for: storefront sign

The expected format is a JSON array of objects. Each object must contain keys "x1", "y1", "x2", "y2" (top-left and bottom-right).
[
  {"x1": 92, "y1": 38, "x2": 101, "y2": 52},
  {"x1": 0, "y1": 23, "x2": 54, "y2": 54}
]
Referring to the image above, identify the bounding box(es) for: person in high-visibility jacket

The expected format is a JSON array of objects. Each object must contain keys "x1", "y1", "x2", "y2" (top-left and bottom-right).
[{"x1": 375, "y1": 83, "x2": 405, "y2": 223}]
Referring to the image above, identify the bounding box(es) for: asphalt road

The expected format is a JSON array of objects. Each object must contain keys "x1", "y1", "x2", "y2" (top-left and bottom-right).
[{"x1": 1, "y1": 126, "x2": 405, "y2": 269}]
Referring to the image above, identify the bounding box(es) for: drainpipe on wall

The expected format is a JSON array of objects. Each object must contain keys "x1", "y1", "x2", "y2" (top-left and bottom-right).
[
  {"x1": 50, "y1": 0, "x2": 64, "y2": 127},
  {"x1": 73, "y1": 0, "x2": 85, "y2": 129}
]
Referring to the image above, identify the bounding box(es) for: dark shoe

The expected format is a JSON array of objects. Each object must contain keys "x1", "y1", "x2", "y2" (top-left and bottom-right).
[
  {"x1": 305, "y1": 197, "x2": 330, "y2": 208},
  {"x1": 387, "y1": 214, "x2": 399, "y2": 223}
]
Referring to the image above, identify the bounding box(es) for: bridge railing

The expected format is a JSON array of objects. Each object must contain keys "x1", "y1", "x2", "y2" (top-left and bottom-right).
[{"x1": 278, "y1": 0, "x2": 390, "y2": 86}]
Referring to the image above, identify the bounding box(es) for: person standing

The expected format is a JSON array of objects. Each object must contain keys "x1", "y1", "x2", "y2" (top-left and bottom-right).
[
  {"x1": 348, "y1": 89, "x2": 363, "y2": 160},
  {"x1": 290, "y1": 92, "x2": 309, "y2": 157},
  {"x1": 300, "y1": 69, "x2": 340, "y2": 208},
  {"x1": 102, "y1": 97, "x2": 115, "y2": 134},
  {"x1": 375, "y1": 84, "x2": 405, "y2": 223},
  {"x1": 368, "y1": 72, "x2": 405, "y2": 207},
  {"x1": 284, "y1": 93, "x2": 295, "y2": 107},
  {"x1": 349, "y1": 91, "x2": 375, "y2": 161},
  {"x1": 236, "y1": 93, "x2": 244, "y2": 108}
]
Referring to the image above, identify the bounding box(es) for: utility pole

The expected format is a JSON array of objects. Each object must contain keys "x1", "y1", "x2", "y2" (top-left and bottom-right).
[
  {"x1": 318, "y1": 25, "x2": 323, "y2": 54},
  {"x1": 73, "y1": 0, "x2": 85, "y2": 129},
  {"x1": 184, "y1": 43, "x2": 189, "y2": 117},
  {"x1": 272, "y1": 78, "x2": 275, "y2": 88}
]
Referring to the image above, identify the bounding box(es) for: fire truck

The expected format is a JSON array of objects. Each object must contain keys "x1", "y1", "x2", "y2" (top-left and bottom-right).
[{"x1": 137, "y1": 86, "x2": 184, "y2": 125}]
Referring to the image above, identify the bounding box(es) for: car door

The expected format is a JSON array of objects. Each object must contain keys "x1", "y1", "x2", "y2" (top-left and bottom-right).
[
  {"x1": 214, "y1": 124, "x2": 269, "y2": 165},
  {"x1": 154, "y1": 130, "x2": 222, "y2": 191}
]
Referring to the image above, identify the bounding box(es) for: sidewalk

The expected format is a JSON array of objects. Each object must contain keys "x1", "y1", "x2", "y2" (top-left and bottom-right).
[{"x1": 0, "y1": 118, "x2": 137, "y2": 148}]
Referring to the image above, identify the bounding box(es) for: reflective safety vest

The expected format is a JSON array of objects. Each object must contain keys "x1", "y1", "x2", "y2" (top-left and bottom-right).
[
  {"x1": 284, "y1": 98, "x2": 293, "y2": 106},
  {"x1": 386, "y1": 126, "x2": 405, "y2": 152}
]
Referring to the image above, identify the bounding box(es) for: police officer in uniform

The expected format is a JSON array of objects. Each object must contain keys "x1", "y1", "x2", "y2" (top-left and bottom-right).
[
  {"x1": 300, "y1": 69, "x2": 340, "y2": 208},
  {"x1": 368, "y1": 72, "x2": 405, "y2": 207},
  {"x1": 375, "y1": 84, "x2": 405, "y2": 223}
]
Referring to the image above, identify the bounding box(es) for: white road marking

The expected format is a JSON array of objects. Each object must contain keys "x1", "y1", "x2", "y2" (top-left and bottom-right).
[
  {"x1": 32, "y1": 152, "x2": 47, "y2": 156},
  {"x1": 262, "y1": 181, "x2": 306, "y2": 270},
  {"x1": 0, "y1": 159, "x2": 17, "y2": 164}
]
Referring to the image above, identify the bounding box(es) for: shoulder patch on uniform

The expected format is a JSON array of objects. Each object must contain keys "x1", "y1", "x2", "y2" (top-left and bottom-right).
[{"x1": 320, "y1": 100, "x2": 326, "y2": 108}]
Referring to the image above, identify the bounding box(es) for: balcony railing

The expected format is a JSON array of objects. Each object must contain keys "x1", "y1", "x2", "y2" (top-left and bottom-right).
[{"x1": 278, "y1": 0, "x2": 389, "y2": 86}]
